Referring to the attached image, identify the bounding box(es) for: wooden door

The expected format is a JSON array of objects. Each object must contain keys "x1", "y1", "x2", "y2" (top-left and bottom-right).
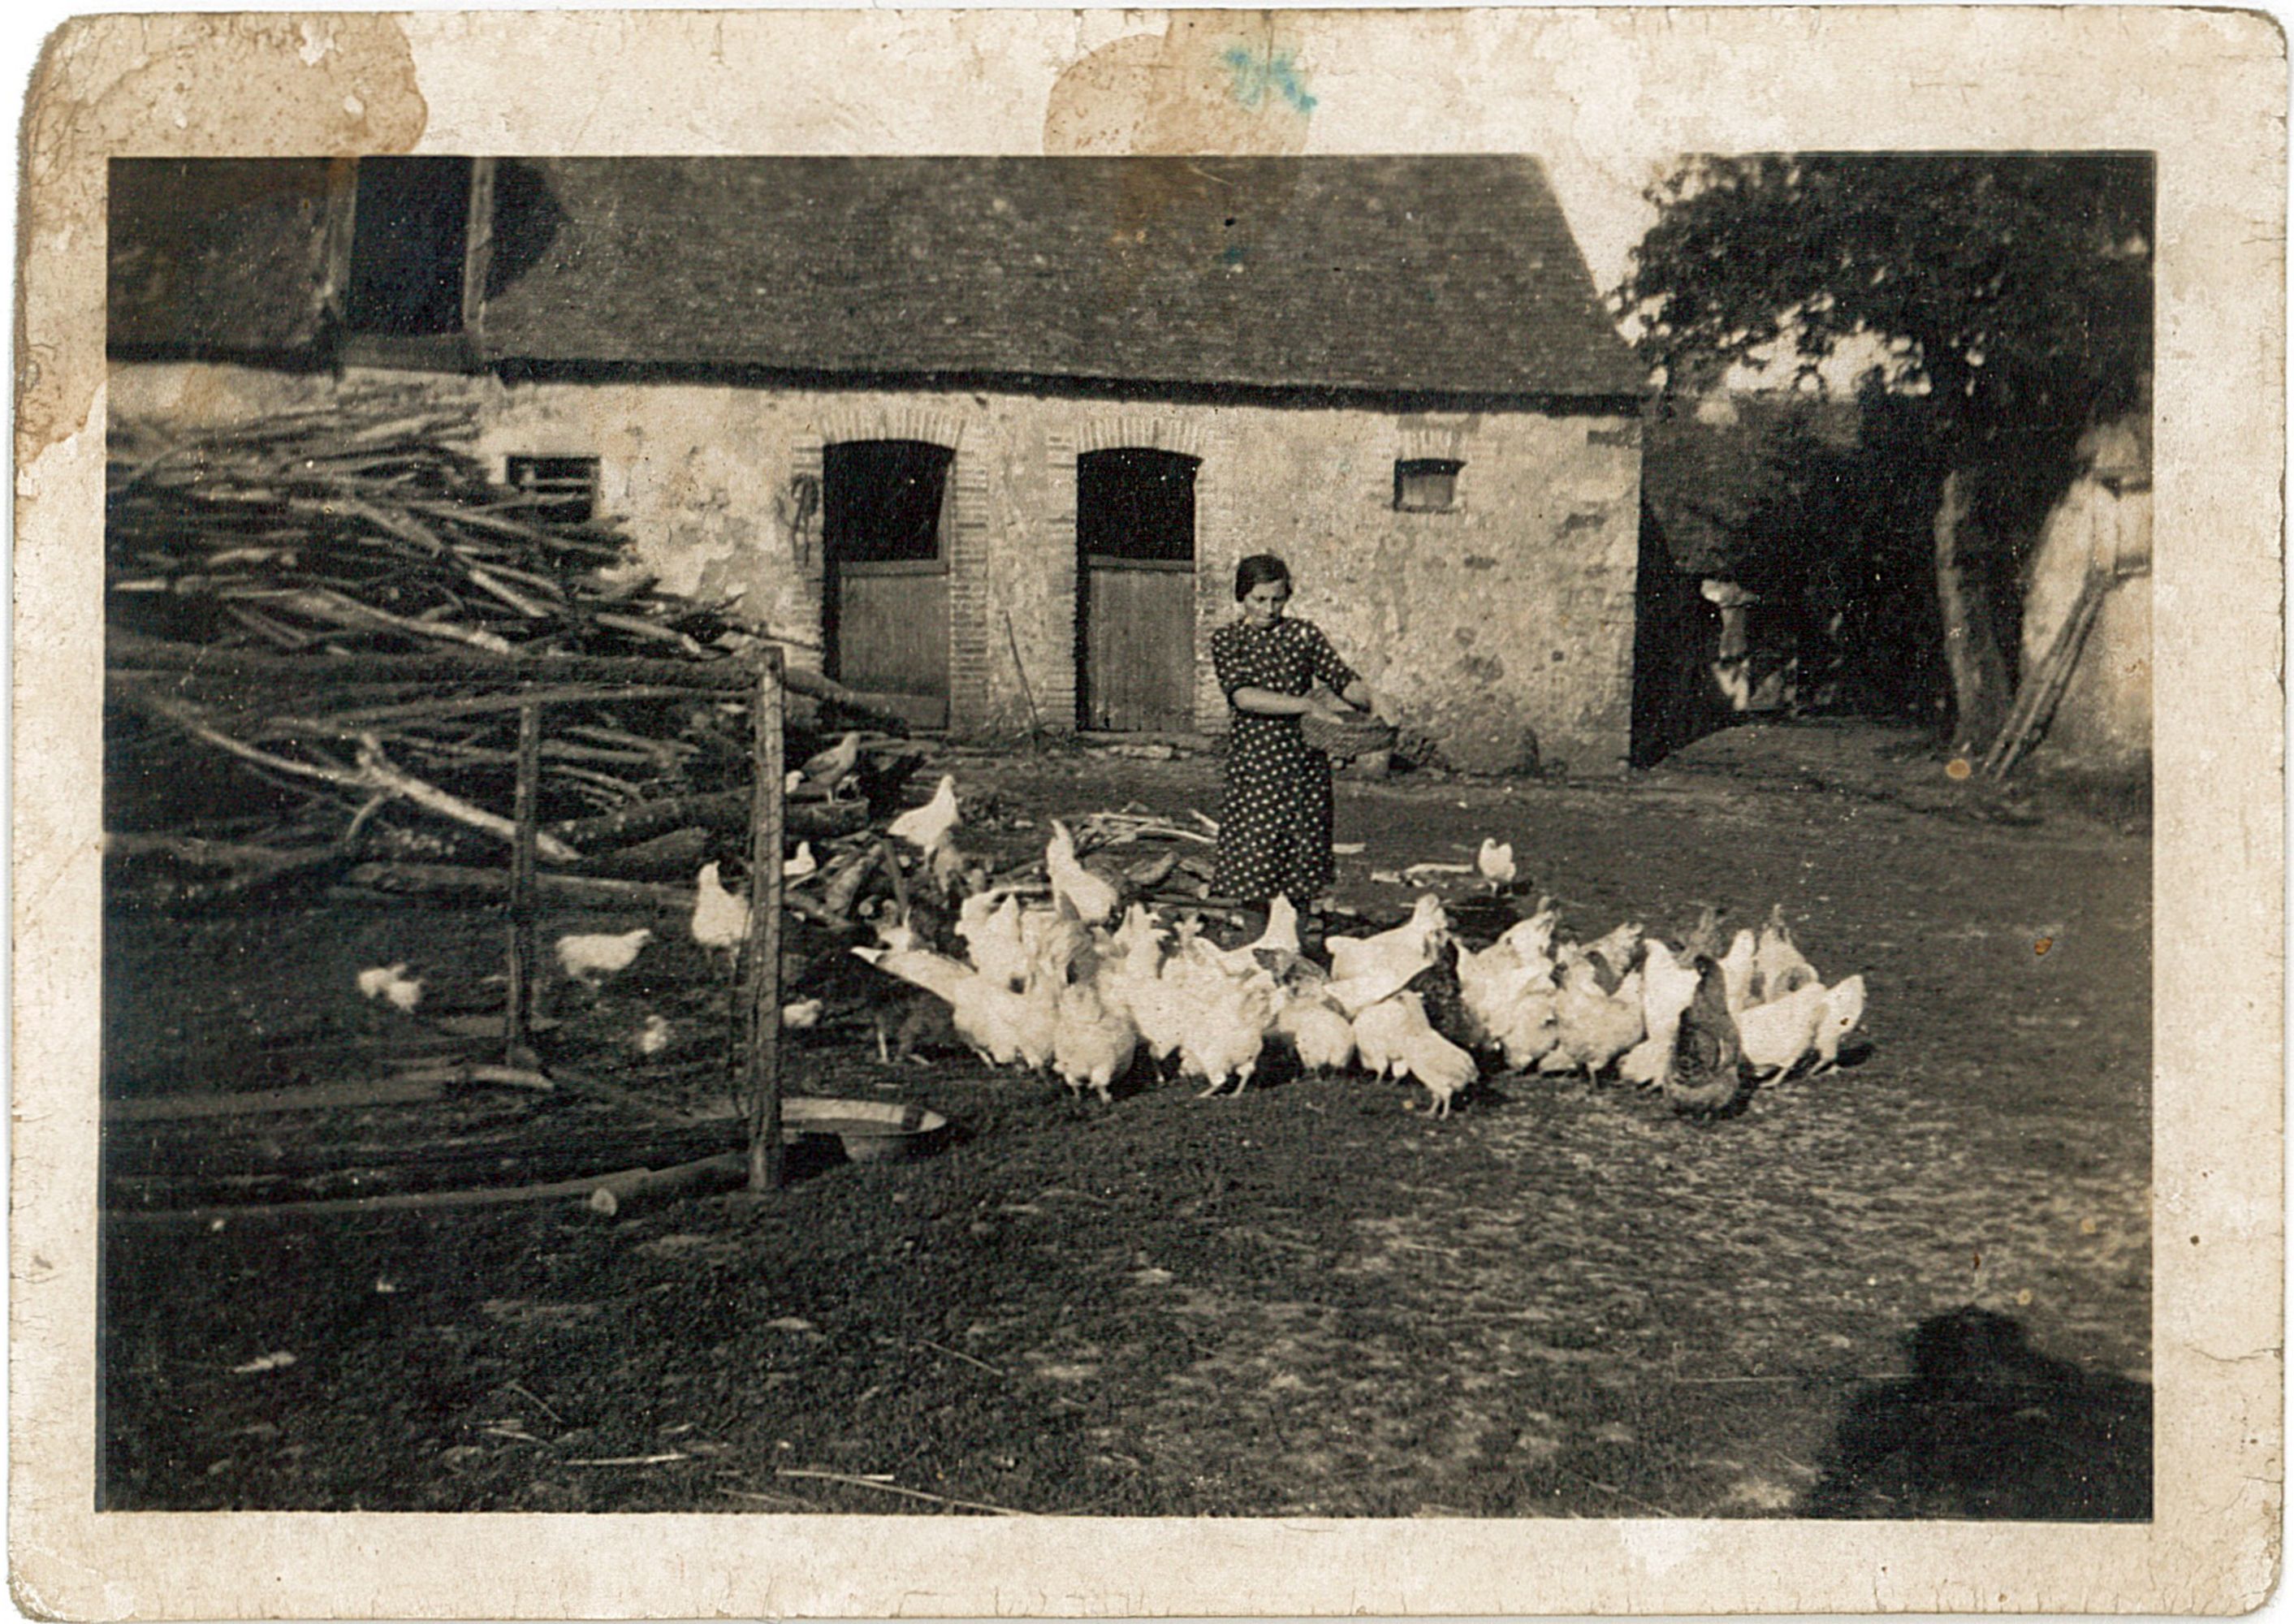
[
  {"x1": 1078, "y1": 449, "x2": 1197, "y2": 732},
  {"x1": 823, "y1": 440, "x2": 952, "y2": 729}
]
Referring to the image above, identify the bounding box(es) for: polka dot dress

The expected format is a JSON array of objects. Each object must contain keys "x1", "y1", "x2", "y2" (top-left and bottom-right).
[{"x1": 1210, "y1": 615, "x2": 1362, "y2": 906}]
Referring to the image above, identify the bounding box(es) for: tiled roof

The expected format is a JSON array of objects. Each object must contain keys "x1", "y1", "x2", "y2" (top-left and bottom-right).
[
  {"x1": 109, "y1": 159, "x2": 345, "y2": 354},
  {"x1": 477, "y1": 157, "x2": 1645, "y2": 398}
]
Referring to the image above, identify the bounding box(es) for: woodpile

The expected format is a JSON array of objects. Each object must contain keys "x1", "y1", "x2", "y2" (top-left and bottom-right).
[{"x1": 104, "y1": 387, "x2": 921, "y2": 906}]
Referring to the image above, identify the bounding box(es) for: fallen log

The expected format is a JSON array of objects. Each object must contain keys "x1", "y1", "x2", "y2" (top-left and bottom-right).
[
  {"x1": 551, "y1": 789, "x2": 866, "y2": 849},
  {"x1": 106, "y1": 1153, "x2": 750, "y2": 1228},
  {"x1": 102, "y1": 1076, "x2": 447, "y2": 1124},
  {"x1": 586, "y1": 1153, "x2": 750, "y2": 1217}
]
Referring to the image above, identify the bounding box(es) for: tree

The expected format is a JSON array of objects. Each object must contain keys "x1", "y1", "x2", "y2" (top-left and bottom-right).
[{"x1": 1617, "y1": 153, "x2": 2153, "y2": 752}]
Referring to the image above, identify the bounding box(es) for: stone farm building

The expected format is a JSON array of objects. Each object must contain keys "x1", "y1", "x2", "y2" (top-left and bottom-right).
[{"x1": 108, "y1": 157, "x2": 1648, "y2": 773}]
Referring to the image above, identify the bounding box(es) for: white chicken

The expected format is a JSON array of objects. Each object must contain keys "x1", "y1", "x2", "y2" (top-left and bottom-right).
[
  {"x1": 1044, "y1": 820, "x2": 1119, "y2": 926},
  {"x1": 633, "y1": 1013, "x2": 674, "y2": 1056},
  {"x1": 356, "y1": 962, "x2": 423, "y2": 1013},
  {"x1": 1753, "y1": 904, "x2": 1820, "y2": 1003},
  {"x1": 1617, "y1": 939, "x2": 1703, "y2": 1088},
  {"x1": 782, "y1": 841, "x2": 818, "y2": 882},
  {"x1": 888, "y1": 774, "x2": 960, "y2": 853},
  {"x1": 690, "y1": 862, "x2": 750, "y2": 960},
  {"x1": 853, "y1": 946, "x2": 1059, "y2": 1070},
  {"x1": 1206, "y1": 894, "x2": 1302, "y2": 976},
  {"x1": 1735, "y1": 982, "x2": 1830, "y2": 1081},
  {"x1": 955, "y1": 891, "x2": 1031, "y2": 991},
  {"x1": 1717, "y1": 927, "x2": 1759, "y2": 1017},
  {"x1": 1476, "y1": 838, "x2": 1517, "y2": 895},
  {"x1": 1326, "y1": 892, "x2": 1450, "y2": 984},
  {"x1": 1396, "y1": 1017, "x2": 1477, "y2": 1117},
  {"x1": 555, "y1": 926, "x2": 654, "y2": 990},
  {"x1": 782, "y1": 998, "x2": 824, "y2": 1030},
  {"x1": 1809, "y1": 974, "x2": 1868, "y2": 1073},
  {"x1": 1349, "y1": 990, "x2": 1475, "y2": 1113},
  {"x1": 1052, "y1": 978, "x2": 1138, "y2": 1103},
  {"x1": 1539, "y1": 949, "x2": 1645, "y2": 1077},
  {"x1": 1159, "y1": 937, "x2": 1277, "y2": 1097},
  {"x1": 1272, "y1": 981, "x2": 1357, "y2": 1077},
  {"x1": 1581, "y1": 920, "x2": 1645, "y2": 987}
]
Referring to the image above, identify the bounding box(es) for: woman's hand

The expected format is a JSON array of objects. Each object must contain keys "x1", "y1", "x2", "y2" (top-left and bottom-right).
[{"x1": 1308, "y1": 694, "x2": 1361, "y2": 724}]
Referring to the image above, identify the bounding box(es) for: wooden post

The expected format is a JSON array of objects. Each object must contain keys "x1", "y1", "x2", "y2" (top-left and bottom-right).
[
  {"x1": 505, "y1": 700, "x2": 542, "y2": 1066},
  {"x1": 741, "y1": 650, "x2": 787, "y2": 1192}
]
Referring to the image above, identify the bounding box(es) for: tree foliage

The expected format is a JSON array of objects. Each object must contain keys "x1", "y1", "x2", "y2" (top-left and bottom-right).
[{"x1": 1619, "y1": 152, "x2": 2153, "y2": 484}]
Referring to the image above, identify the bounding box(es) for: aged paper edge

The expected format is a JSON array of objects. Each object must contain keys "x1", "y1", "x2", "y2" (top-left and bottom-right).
[{"x1": 11, "y1": 7, "x2": 2284, "y2": 1618}]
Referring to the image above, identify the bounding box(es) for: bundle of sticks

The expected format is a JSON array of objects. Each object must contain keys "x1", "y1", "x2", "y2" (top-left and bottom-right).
[{"x1": 105, "y1": 387, "x2": 918, "y2": 903}]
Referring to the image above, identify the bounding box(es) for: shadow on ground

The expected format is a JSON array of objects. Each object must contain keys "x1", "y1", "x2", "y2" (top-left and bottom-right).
[{"x1": 1801, "y1": 1307, "x2": 2151, "y2": 1519}]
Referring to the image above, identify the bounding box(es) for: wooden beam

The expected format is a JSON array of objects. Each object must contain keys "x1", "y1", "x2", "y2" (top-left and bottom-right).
[{"x1": 743, "y1": 651, "x2": 788, "y2": 1193}]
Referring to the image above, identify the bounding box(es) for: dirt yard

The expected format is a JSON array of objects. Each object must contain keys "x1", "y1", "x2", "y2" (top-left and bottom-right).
[{"x1": 101, "y1": 719, "x2": 2151, "y2": 1518}]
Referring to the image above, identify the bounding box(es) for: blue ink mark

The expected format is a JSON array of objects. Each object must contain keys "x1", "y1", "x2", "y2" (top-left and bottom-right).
[{"x1": 1220, "y1": 45, "x2": 1316, "y2": 114}]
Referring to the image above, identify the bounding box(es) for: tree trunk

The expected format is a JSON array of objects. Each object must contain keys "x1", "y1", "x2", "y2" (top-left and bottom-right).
[{"x1": 1933, "y1": 468, "x2": 2013, "y2": 754}]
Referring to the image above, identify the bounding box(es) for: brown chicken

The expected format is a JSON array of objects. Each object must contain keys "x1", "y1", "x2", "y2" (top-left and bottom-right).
[{"x1": 1662, "y1": 954, "x2": 1744, "y2": 1117}]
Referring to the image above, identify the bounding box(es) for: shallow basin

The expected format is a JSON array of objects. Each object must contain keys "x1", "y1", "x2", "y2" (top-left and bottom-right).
[{"x1": 780, "y1": 1097, "x2": 949, "y2": 1163}]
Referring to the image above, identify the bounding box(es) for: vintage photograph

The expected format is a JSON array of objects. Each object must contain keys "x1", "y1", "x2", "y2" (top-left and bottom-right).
[{"x1": 97, "y1": 147, "x2": 2155, "y2": 1522}]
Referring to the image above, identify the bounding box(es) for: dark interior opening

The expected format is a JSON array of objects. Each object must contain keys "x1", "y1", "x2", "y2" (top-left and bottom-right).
[
  {"x1": 823, "y1": 440, "x2": 953, "y2": 564},
  {"x1": 344, "y1": 158, "x2": 473, "y2": 336},
  {"x1": 1078, "y1": 448, "x2": 1197, "y2": 562}
]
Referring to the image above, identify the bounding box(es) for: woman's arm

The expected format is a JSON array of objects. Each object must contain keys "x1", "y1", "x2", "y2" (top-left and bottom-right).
[{"x1": 1229, "y1": 686, "x2": 1322, "y2": 718}]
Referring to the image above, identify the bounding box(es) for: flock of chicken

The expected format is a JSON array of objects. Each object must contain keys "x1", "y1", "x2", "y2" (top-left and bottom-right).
[
  {"x1": 845, "y1": 797, "x2": 1868, "y2": 1119},
  {"x1": 355, "y1": 758, "x2": 1868, "y2": 1121}
]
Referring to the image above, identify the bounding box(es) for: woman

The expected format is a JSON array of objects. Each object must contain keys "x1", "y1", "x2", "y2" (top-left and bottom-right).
[{"x1": 1210, "y1": 554, "x2": 1376, "y2": 915}]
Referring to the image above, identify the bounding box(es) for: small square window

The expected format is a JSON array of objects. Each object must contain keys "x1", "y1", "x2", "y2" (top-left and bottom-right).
[
  {"x1": 1394, "y1": 458, "x2": 1462, "y2": 512},
  {"x1": 506, "y1": 455, "x2": 600, "y2": 523}
]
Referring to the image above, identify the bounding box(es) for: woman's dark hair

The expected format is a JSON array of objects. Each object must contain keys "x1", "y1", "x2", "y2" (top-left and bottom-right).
[{"x1": 1234, "y1": 553, "x2": 1292, "y2": 602}]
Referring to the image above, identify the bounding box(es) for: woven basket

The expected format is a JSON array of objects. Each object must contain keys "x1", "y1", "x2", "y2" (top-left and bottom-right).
[{"x1": 1298, "y1": 710, "x2": 1398, "y2": 761}]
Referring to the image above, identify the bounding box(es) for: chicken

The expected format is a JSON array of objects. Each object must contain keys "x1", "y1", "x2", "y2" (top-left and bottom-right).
[
  {"x1": 955, "y1": 891, "x2": 1031, "y2": 991},
  {"x1": 1326, "y1": 892, "x2": 1450, "y2": 985},
  {"x1": 1348, "y1": 993, "x2": 1415, "y2": 1082},
  {"x1": 356, "y1": 962, "x2": 423, "y2": 1013},
  {"x1": 1581, "y1": 920, "x2": 1645, "y2": 987},
  {"x1": 1735, "y1": 982, "x2": 1831, "y2": 1081},
  {"x1": 782, "y1": 841, "x2": 818, "y2": 882},
  {"x1": 1044, "y1": 820, "x2": 1120, "y2": 926},
  {"x1": 633, "y1": 1013, "x2": 674, "y2": 1056},
  {"x1": 1376, "y1": 991, "x2": 1477, "y2": 1116},
  {"x1": 852, "y1": 946, "x2": 1058, "y2": 1070},
  {"x1": 1205, "y1": 894, "x2": 1302, "y2": 976},
  {"x1": 1538, "y1": 951, "x2": 1645, "y2": 1077},
  {"x1": 1753, "y1": 903, "x2": 1821, "y2": 1003},
  {"x1": 888, "y1": 773, "x2": 961, "y2": 853},
  {"x1": 1272, "y1": 983, "x2": 1357, "y2": 1077},
  {"x1": 1476, "y1": 837, "x2": 1517, "y2": 895},
  {"x1": 1662, "y1": 955, "x2": 1743, "y2": 1116},
  {"x1": 1617, "y1": 939, "x2": 1703, "y2": 1087},
  {"x1": 1717, "y1": 927, "x2": 1759, "y2": 1017},
  {"x1": 1810, "y1": 974, "x2": 1868, "y2": 1073},
  {"x1": 799, "y1": 730, "x2": 863, "y2": 794},
  {"x1": 555, "y1": 926, "x2": 655, "y2": 990},
  {"x1": 1454, "y1": 925, "x2": 1559, "y2": 1060},
  {"x1": 1052, "y1": 978, "x2": 1138, "y2": 1102},
  {"x1": 690, "y1": 862, "x2": 750, "y2": 957},
  {"x1": 1159, "y1": 937, "x2": 1277, "y2": 1097},
  {"x1": 1093, "y1": 905, "x2": 1181, "y2": 1060},
  {"x1": 781, "y1": 998, "x2": 824, "y2": 1030}
]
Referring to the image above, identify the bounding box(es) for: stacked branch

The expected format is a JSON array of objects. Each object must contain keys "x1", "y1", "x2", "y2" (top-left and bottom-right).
[{"x1": 105, "y1": 387, "x2": 918, "y2": 904}]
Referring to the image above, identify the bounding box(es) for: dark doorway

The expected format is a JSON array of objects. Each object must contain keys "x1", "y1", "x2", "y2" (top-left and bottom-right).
[
  {"x1": 1077, "y1": 448, "x2": 1198, "y2": 732},
  {"x1": 823, "y1": 440, "x2": 953, "y2": 728}
]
